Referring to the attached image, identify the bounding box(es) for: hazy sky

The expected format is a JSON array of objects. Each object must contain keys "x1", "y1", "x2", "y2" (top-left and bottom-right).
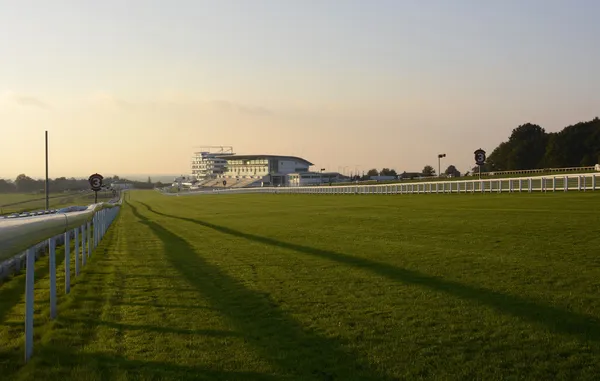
[{"x1": 1, "y1": 0, "x2": 598, "y2": 179}]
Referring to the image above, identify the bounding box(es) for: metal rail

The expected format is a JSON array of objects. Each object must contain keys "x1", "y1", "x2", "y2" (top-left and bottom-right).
[
  {"x1": 0, "y1": 197, "x2": 122, "y2": 362},
  {"x1": 0, "y1": 204, "x2": 103, "y2": 261}
]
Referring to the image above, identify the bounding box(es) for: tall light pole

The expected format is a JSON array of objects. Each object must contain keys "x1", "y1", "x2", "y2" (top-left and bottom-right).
[
  {"x1": 438, "y1": 153, "x2": 446, "y2": 178},
  {"x1": 45, "y1": 131, "x2": 49, "y2": 210}
]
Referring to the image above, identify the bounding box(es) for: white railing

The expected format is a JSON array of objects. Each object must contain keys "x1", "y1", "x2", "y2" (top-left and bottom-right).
[
  {"x1": 472, "y1": 165, "x2": 597, "y2": 178},
  {"x1": 0, "y1": 199, "x2": 122, "y2": 362},
  {"x1": 162, "y1": 173, "x2": 599, "y2": 196}
]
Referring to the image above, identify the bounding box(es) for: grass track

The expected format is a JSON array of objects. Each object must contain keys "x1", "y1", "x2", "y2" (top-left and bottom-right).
[
  {"x1": 0, "y1": 192, "x2": 114, "y2": 215},
  {"x1": 1, "y1": 191, "x2": 600, "y2": 380}
]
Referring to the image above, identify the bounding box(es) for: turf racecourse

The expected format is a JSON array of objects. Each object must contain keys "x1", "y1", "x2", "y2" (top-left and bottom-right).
[{"x1": 1, "y1": 191, "x2": 600, "y2": 380}]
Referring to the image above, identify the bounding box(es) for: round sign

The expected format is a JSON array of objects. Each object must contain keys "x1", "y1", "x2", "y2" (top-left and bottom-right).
[
  {"x1": 474, "y1": 149, "x2": 486, "y2": 166},
  {"x1": 223, "y1": 180, "x2": 227, "y2": 186},
  {"x1": 88, "y1": 173, "x2": 104, "y2": 191}
]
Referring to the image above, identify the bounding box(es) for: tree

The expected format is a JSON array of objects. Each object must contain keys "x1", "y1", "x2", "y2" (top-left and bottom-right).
[
  {"x1": 15, "y1": 174, "x2": 39, "y2": 193},
  {"x1": 367, "y1": 169, "x2": 379, "y2": 177},
  {"x1": 147, "y1": 176, "x2": 152, "y2": 184},
  {"x1": 485, "y1": 123, "x2": 548, "y2": 170},
  {"x1": 444, "y1": 165, "x2": 461, "y2": 177},
  {"x1": 485, "y1": 117, "x2": 600, "y2": 171},
  {"x1": 0, "y1": 179, "x2": 16, "y2": 193},
  {"x1": 422, "y1": 165, "x2": 435, "y2": 177},
  {"x1": 379, "y1": 168, "x2": 397, "y2": 176},
  {"x1": 506, "y1": 123, "x2": 548, "y2": 169},
  {"x1": 487, "y1": 141, "x2": 511, "y2": 171}
]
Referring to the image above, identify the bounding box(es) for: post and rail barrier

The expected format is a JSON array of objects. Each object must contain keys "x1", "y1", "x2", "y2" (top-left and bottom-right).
[
  {"x1": 0, "y1": 199, "x2": 122, "y2": 362},
  {"x1": 161, "y1": 173, "x2": 599, "y2": 196}
]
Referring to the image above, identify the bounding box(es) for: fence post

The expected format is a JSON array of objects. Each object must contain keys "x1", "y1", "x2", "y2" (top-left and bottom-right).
[
  {"x1": 594, "y1": 175, "x2": 597, "y2": 191},
  {"x1": 64, "y1": 230, "x2": 70, "y2": 294},
  {"x1": 87, "y1": 221, "x2": 92, "y2": 258},
  {"x1": 578, "y1": 176, "x2": 582, "y2": 191},
  {"x1": 528, "y1": 178, "x2": 532, "y2": 192},
  {"x1": 74, "y1": 228, "x2": 80, "y2": 276},
  {"x1": 81, "y1": 224, "x2": 87, "y2": 266},
  {"x1": 49, "y1": 236, "x2": 57, "y2": 319},
  {"x1": 564, "y1": 176, "x2": 568, "y2": 192},
  {"x1": 24, "y1": 248, "x2": 35, "y2": 362},
  {"x1": 553, "y1": 177, "x2": 556, "y2": 192}
]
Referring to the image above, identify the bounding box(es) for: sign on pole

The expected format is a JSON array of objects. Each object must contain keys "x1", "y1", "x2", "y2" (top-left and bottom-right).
[
  {"x1": 88, "y1": 173, "x2": 103, "y2": 203},
  {"x1": 474, "y1": 149, "x2": 486, "y2": 179}
]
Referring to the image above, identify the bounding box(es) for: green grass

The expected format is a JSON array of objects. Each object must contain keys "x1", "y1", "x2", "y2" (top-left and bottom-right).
[
  {"x1": 0, "y1": 192, "x2": 114, "y2": 215},
  {"x1": 1, "y1": 191, "x2": 600, "y2": 380}
]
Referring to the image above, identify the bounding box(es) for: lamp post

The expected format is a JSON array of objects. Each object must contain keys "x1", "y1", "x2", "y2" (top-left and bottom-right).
[
  {"x1": 438, "y1": 153, "x2": 446, "y2": 177},
  {"x1": 320, "y1": 168, "x2": 325, "y2": 185}
]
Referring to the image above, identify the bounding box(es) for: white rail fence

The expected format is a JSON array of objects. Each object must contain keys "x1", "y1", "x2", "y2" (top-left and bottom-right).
[
  {"x1": 164, "y1": 173, "x2": 599, "y2": 196},
  {"x1": 0, "y1": 200, "x2": 122, "y2": 362}
]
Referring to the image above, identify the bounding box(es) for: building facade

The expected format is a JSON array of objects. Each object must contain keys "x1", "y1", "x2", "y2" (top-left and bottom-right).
[
  {"x1": 218, "y1": 155, "x2": 313, "y2": 186},
  {"x1": 191, "y1": 147, "x2": 234, "y2": 180},
  {"x1": 287, "y1": 172, "x2": 347, "y2": 187}
]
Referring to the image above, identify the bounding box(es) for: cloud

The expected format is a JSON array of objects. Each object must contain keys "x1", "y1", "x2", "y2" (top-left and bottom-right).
[
  {"x1": 14, "y1": 96, "x2": 50, "y2": 109},
  {"x1": 207, "y1": 100, "x2": 271, "y2": 116},
  {"x1": 0, "y1": 92, "x2": 51, "y2": 109},
  {"x1": 88, "y1": 93, "x2": 272, "y2": 116}
]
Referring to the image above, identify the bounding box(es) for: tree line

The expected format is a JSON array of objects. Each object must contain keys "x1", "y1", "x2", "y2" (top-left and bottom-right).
[
  {"x1": 360, "y1": 165, "x2": 461, "y2": 180},
  {"x1": 0, "y1": 174, "x2": 158, "y2": 193},
  {"x1": 364, "y1": 116, "x2": 600, "y2": 179},
  {"x1": 486, "y1": 117, "x2": 600, "y2": 171}
]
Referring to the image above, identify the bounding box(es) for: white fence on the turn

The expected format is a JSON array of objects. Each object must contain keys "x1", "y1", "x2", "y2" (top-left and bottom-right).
[
  {"x1": 0, "y1": 200, "x2": 122, "y2": 362},
  {"x1": 164, "y1": 173, "x2": 599, "y2": 196}
]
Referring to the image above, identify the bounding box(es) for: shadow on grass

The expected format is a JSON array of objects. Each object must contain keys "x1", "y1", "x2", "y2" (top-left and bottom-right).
[
  {"x1": 31, "y1": 348, "x2": 283, "y2": 381},
  {"x1": 74, "y1": 297, "x2": 214, "y2": 311},
  {"x1": 129, "y1": 202, "x2": 393, "y2": 381},
  {"x1": 0, "y1": 249, "x2": 66, "y2": 324},
  {"x1": 61, "y1": 317, "x2": 242, "y2": 338},
  {"x1": 0, "y1": 241, "x2": 117, "y2": 377},
  {"x1": 139, "y1": 201, "x2": 600, "y2": 343}
]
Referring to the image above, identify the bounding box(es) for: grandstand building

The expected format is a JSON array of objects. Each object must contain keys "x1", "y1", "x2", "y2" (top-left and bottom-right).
[
  {"x1": 217, "y1": 154, "x2": 313, "y2": 187},
  {"x1": 191, "y1": 146, "x2": 234, "y2": 180},
  {"x1": 189, "y1": 150, "x2": 348, "y2": 188}
]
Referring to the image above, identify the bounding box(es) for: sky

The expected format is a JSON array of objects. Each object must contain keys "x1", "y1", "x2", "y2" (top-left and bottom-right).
[{"x1": 1, "y1": 0, "x2": 599, "y2": 179}]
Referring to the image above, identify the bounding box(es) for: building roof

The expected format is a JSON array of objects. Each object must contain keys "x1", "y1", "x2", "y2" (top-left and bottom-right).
[{"x1": 216, "y1": 154, "x2": 314, "y2": 166}]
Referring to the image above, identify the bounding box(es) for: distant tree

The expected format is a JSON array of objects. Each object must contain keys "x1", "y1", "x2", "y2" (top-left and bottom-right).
[
  {"x1": 0, "y1": 179, "x2": 16, "y2": 193},
  {"x1": 147, "y1": 176, "x2": 152, "y2": 184},
  {"x1": 507, "y1": 123, "x2": 548, "y2": 169},
  {"x1": 422, "y1": 165, "x2": 435, "y2": 177},
  {"x1": 367, "y1": 169, "x2": 379, "y2": 177},
  {"x1": 15, "y1": 174, "x2": 39, "y2": 193},
  {"x1": 379, "y1": 168, "x2": 397, "y2": 177},
  {"x1": 486, "y1": 123, "x2": 548, "y2": 170},
  {"x1": 444, "y1": 165, "x2": 461, "y2": 177},
  {"x1": 487, "y1": 141, "x2": 511, "y2": 171},
  {"x1": 543, "y1": 118, "x2": 600, "y2": 168}
]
